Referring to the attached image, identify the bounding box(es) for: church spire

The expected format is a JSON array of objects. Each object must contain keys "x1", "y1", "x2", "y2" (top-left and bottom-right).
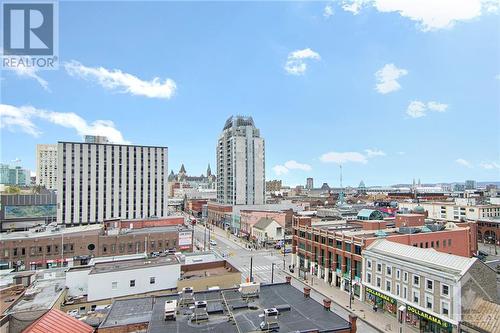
[{"x1": 207, "y1": 163, "x2": 212, "y2": 177}]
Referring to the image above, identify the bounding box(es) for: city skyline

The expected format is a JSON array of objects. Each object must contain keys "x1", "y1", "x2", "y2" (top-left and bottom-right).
[{"x1": 1, "y1": 1, "x2": 499, "y2": 187}]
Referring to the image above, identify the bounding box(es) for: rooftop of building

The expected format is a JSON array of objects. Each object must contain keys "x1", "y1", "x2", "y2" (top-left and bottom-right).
[
  {"x1": 180, "y1": 260, "x2": 239, "y2": 280},
  {"x1": 0, "y1": 284, "x2": 25, "y2": 314},
  {"x1": 23, "y1": 308, "x2": 94, "y2": 333},
  {"x1": 100, "y1": 283, "x2": 351, "y2": 332},
  {"x1": 8, "y1": 277, "x2": 65, "y2": 314},
  {"x1": 58, "y1": 140, "x2": 168, "y2": 149},
  {"x1": 365, "y1": 239, "x2": 476, "y2": 275},
  {"x1": 89, "y1": 255, "x2": 180, "y2": 275},
  {"x1": 115, "y1": 225, "x2": 186, "y2": 236},
  {"x1": 1, "y1": 224, "x2": 102, "y2": 241},
  {"x1": 253, "y1": 217, "x2": 277, "y2": 230}
]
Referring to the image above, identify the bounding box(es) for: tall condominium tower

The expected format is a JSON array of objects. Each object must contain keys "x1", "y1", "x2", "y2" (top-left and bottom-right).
[
  {"x1": 57, "y1": 141, "x2": 168, "y2": 225},
  {"x1": 216, "y1": 116, "x2": 265, "y2": 205},
  {"x1": 306, "y1": 177, "x2": 314, "y2": 190},
  {"x1": 36, "y1": 144, "x2": 58, "y2": 190}
]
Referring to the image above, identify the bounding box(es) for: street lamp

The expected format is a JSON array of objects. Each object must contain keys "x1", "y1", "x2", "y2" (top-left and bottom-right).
[{"x1": 488, "y1": 236, "x2": 498, "y2": 255}]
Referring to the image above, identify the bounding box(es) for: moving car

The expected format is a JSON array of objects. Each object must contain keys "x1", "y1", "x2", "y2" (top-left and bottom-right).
[
  {"x1": 281, "y1": 248, "x2": 291, "y2": 254},
  {"x1": 210, "y1": 239, "x2": 217, "y2": 246}
]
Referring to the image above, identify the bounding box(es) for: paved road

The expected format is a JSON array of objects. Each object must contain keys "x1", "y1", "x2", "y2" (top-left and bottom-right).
[
  {"x1": 193, "y1": 224, "x2": 290, "y2": 283},
  {"x1": 192, "y1": 223, "x2": 379, "y2": 333}
]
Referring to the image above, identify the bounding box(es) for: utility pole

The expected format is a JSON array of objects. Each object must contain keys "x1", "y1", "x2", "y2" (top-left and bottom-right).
[
  {"x1": 271, "y1": 263, "x2": 275, "y2": 284},
  {"x1": 250, "y1": 256, "x2": 253, "y2": 282},
  {"x1": 283, "y1": 229, "x2": 286, "y2": 270},
  {"x1": 203, "y1": 221, "x2": 207, "y2": 251}
]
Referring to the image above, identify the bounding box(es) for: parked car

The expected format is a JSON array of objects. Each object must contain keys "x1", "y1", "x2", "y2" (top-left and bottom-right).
[{"x1": 281, "y1": 248, "x2": 291, "y2": 254}]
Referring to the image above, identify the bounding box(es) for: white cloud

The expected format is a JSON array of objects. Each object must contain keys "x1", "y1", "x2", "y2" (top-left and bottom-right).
[
  {"x1": 320, "y1": 151, "x2": 368, "y2": 164},
  {"x1": 342, "y1": 0, "x2": 366, "y2": 15},
  {"x1": 341, "y1": 0, "x2": 497, "y2": 31},
  {"x1": 273, "y1": 165, "x2": 289, "y2": 176},
  {"x1": 7, "y1": 62, "x2": 50, "y2": 91},
  {"x1": 364, "y1": 149, "x2": 386, "y2": 157},
  {"x1": 284, "y1": 160, "x2": 312, "y2": 171},
  {"x1": 0, "y1": 104, "x2": 130, "y2": 144},
  {"x1": 273, "y1": 160, "x2": 312, "y2": 176},
  {"x1": 456, "y1": 158, "x2": 473, "y2": 168},
  {"x1": 375, "y1": 63, "x2": 408, "y2": 94},
  {"x1": 427, "y1": 101, "x2": 448, "y2": 112},
  {"x1": 324, "y1": 4, "x2": 334, "y2": 18},
  {"x1": 64, "y1": 61, "x2": 176, "y2": 99},
  {"x1": 406, "y1": 100, "x2": 449, "y2": 118},
  {"x1": 284, "y1": 48, "x2": 321, "y2": 75},
  {"x1": 406, "y1": 101, "x2": 427, "y2": 118},
  {"x1": 397, "y1": 151, "x2": 406, "y2": 155},
  {"x1": 479, "y1": 161, "x2": 500, "y2": 170}
]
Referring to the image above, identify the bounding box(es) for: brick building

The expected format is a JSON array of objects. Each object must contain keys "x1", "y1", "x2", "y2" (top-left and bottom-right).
[
  {"x1": 239, "y1": 209, "x2": 293, "y2": 238},
  {"x1": 0, "y1": 218, "x2": 192, "y2": 271},
  {"x1": 291, "y1": 214, "x2": 478, "y2": 300},
  {"x1": 207, "y1": 202, "x2": 232, "y2": 228}
]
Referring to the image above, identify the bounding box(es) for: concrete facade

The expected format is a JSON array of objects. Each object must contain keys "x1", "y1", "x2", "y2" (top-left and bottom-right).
[
  {"x1": 216, "y1": 116, "x2": 265, "y2": 205},
  {"x1": 36, "y1": 144, "x2": 58, "y2": 190},
  {"x1": 57, "y1": 141, "x2": 168, "y2": 225}
]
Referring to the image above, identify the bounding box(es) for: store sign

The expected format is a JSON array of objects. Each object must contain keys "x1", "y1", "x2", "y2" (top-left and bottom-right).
[
  {"x1": 178, "y1": 231, "x2": 192, "y2": 246},
  {"x1": 406, "y1": 305, "x2": 450, "y2": 329},
  {"x1": 365, "y1": 286, "x2": 396, "y2": 304}
]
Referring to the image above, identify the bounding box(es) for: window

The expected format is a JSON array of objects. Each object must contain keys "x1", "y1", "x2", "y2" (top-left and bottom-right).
[
  {"x1": 386, "y1": 280, "x2": 391, "y2": 292},
  {"x1": 130, "y1": 280, "x2": 136, "y2": 287},
  {"x1": 441, "y1": 301, "x2": 450, "y2": 316},
  {"x1": 386, "y1": 266, "x2": 392, "y2": 276},
  {"x1": 366, "y1": 272, "x2": 372, "y2": 284},
  {"x1": 403, "y1": 272, "x2": 408, "y2": 282},
  {"x1": 376, "y1": 277, "x2": 381, "y2": 288},
  {"x1": 87, "y1": 243, "x2": 95, "y2": 251},
  {"x1": 396, "y1": 269, "x2": 401, "y2": 280},
  {"x1": 150, "y1": 277, "x2": 156, "y2": 284},
  {"x1": 403, "y1": 286, "x2": 408, "y2": 299},
  {"x1": 396, "y1": 284, "x2": 401, "y2": 296},
  {"x1": 377, "y1": 263, "x2": 382, "y2": 273},
  {"x1": 425, "y1": 295, "x2": 433, "y2": 310},
  {"x1": 413, "y1": 290, "x2": 420, "y2": 304},
  {"x1": 367, "y1": 259, "x2": 372, "y2": 269},
  {"x1": 426, "y1": 279, "x2": 433, "y2": 291},
  {"x1": 112, "y1": 281, "x2": 117, "y2": 289},
  {"x1": 441, "y1": 284, "x2": 449, "y2": 297},
  {"x1": 413, "y1": 275, "x2": 420, "y2": 287}
]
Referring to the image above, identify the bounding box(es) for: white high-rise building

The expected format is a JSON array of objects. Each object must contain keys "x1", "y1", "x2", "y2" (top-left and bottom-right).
[
  {"x1": 216, "y1": 116, "x2": 265, "y2": 205},
  {"x1": 57, "y1": 141, "x2": 168, "y2": 225},
  {"x1": 36, "y1": 144, "x2": 58, "y2": 190}
]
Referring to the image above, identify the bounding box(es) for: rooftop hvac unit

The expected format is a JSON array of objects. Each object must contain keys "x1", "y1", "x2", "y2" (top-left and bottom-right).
[
  {"x1": 180, "y1": 287, "x2": 195, "y2": 306},
  {"x1": 238, "y1": 282, "x2": 260, "y2": 298},
  {"x1": 164, "y1": 300, "x2": 177, "y2": 321},
  {"x1": 191, "y1": 301, "x2": 209, "y2": 322},
  {"x1": 259, "y1": 308, "x2": 279, "y2": 331}
]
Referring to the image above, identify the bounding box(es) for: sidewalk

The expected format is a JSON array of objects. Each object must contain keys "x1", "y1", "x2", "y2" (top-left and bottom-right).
[{"x1": 285, "y1": 269, "x2": 405, "y2": 333}]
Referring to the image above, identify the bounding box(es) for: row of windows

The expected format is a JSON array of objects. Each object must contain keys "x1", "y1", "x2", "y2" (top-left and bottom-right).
[
  {"x1": 111, "y1": 277, "x2": 157, "y2": 290},
  {"x1": 4, "y1": 244, "x2": 74, "y2": 257}
]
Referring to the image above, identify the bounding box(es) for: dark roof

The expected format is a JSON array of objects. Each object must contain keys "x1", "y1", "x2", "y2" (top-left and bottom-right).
[
  {"x1": 99, "y1": 283, "x2": 351, "y2": 333},
  {"x1": 253, "y1": 218, "x2": 277, "y2": 230}
]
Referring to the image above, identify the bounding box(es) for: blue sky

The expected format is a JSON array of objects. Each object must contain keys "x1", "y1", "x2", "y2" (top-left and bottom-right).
[{"x1": 1, "y1": 1, "x2": 499, "y2": 187}]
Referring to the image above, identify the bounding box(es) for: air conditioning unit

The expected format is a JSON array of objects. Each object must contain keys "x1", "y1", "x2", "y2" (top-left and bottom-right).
[
  {"x1": 164, "y1": 300, "x2": 177, "y2": 321},
  {"x1": 191, "y1": 301, "x2": 209, "y2": 322},
  {"x1": 180, "y1": 287, "x2": 195, "y2": 306},
  {"x1": 259, "y1": 308, "x2": 279, "y2": 331},
  {"x1": 238, "y1": 282, "x2": 260, "y2": 298}
]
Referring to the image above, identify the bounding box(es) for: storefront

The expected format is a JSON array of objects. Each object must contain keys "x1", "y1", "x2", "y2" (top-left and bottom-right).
[
  {"x1": 364, "y1": 286, "x2": 397, "y2": 316},
  {"x1": 405, "y1": 305, "x2": 453, "y2": 333}
]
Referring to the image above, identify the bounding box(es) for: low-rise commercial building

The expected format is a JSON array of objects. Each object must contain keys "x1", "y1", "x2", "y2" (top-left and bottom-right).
[
  {"x1": 0, "y1": 220, "x2": 192, "y2": 271},
  {"x1": 291, "y1": 214, "x2": 478, "y2": 300},
  {"x1": 362, "y1": 240, "x2": 497, "y2": 333},
  {"x1": 0, "y1": 192, "x2": 57, "y2": 232},
  {"x1": 251, "y1": 218, "x2": 284, "y2": 246}
]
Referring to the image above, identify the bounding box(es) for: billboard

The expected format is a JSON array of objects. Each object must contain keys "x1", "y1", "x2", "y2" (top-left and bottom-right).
[
  {"x1": 178, "y1": 231, "x2": 192, "y2": 246},
  {"x1": 5, "y1": 205, "x2": 56, "y2": 219}
]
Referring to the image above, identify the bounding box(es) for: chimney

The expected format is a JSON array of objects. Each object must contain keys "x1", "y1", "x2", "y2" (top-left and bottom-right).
[
  {"x1": 303, "y1": 287, "x2": 311, "y2": 298},
  {"x1": 349, "y1": 314, "x2": 358, "y2": 333},
  {"x1": 285, "y1": 276, "x2": 291, "y2": 284},
  {"x1": 322, "y1": 298, "x2": 331, "y2": 311}
]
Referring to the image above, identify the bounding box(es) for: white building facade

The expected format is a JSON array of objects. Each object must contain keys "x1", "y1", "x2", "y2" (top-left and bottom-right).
[
  {"x1": 362, "y1": 240, "x2": 497, "y2": 333},
  {"x1": 57, "y1": 141, "x2": 168, "y2": 225},
  {"x1": 399, "y1": 200, "x2": 500, "y2": 221},
  {"x1": 36, "y1": 144, "x2": 58, "y2": 190},
  {"x1": 216, "y1": 116, "x2": 265, "y2": 205}
]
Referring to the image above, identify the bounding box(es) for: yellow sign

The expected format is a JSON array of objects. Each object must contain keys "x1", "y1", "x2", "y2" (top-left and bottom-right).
[
  {"x1": 406, "y1": 305, "x2": 450, "y2": 329},
  {"x1": 365, "y1": 287, "x2": 396, "y2": 304}
]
